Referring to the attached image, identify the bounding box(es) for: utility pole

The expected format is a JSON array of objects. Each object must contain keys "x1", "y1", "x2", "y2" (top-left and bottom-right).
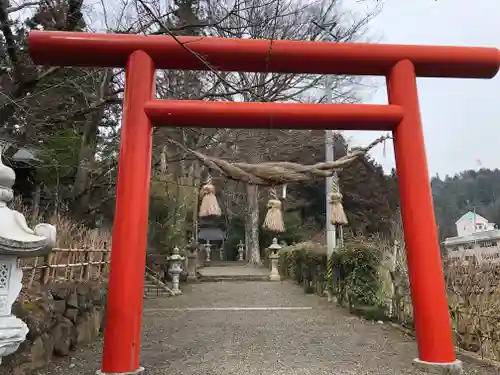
[
  {"x1": 324, "y1": 30, "x2": 338, "y2": 258},
  {"x1": 325, "y1": 73, "x2": 337, "y2": 258}
]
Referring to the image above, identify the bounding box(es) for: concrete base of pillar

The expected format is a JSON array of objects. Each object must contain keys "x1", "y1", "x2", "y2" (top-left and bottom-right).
[
  {"x1": 96, "y1": 367, "x2": 145, "y2": 375},
  {"x1": 412, "y1": 358, "x2": 463, "y2": 374}
]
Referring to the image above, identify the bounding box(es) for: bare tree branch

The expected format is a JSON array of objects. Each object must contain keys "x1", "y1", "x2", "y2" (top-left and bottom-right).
[{"x1": 7, "y1": 1, "x2": 40, "y2": 14}]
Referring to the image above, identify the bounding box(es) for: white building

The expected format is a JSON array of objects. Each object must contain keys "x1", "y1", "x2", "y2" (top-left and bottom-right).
[{"x1": 443, "y1": 211, "x2": 500, "y2": 264}]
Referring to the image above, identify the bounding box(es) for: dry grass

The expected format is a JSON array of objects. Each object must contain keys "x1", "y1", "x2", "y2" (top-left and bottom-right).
[
  {"x1": 379, "y1": 232, "x2": 500, "y2": 361},
  {"x1": 50, "y1": 215, "x2": 111, "y2": 249},
  {"x1": 10, "y1": 197, "x2": 112, "y2": 249},
  {"x1": 10, "y1": 198, "x2": 112, "y2": 287},
  {"x1": 370, "y1": 212, "x2": 500, "y2": 362},
  {"x1": 445, "y1": 261, "x2": 500, "y2": 360}
]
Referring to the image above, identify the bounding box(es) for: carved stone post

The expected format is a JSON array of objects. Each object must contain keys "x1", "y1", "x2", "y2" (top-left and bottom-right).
[
  {"x1": 237, "y1": 240, "x2": 245, "y2": 261},
  {"x1": 186, "y1": 239, "x2": 198, "y2": 280},
  {"x1": 268, "y1": 238, "x2": 282, "y2": 281},
  {"x1": 204, "y1": 240, "x2": 211, "y2": 262},
  {"x1": 0, "y1": 151, "x2": 56, "y2": 364},
  {"x1": 167, "y1": 247, "x2": 185, "y2": 295},
  {"x1": 388, "y1": 239, "x2": 399, "y2": 318}
]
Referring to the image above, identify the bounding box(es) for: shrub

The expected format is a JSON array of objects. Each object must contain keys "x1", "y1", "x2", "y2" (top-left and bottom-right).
[
  {"x1": 279, "y1": 241, "x2": 327, "y2": 294},
  {"x1": 334, "y1": 235, "x2": 382, "y2": 308},
  {"x1": 279, "y1": 235, "x2": 383, "y2": 315}
]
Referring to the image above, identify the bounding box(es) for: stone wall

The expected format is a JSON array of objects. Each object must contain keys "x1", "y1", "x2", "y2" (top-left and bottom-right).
[{"x1": 0, "y1": 282, "x2": 107, "y2": 375}]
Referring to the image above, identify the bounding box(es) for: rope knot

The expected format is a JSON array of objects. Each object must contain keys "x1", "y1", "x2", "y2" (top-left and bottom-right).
[
  {"x1": 201, "y1": 184, "x2": 216, "y2": 196},
  {"x1": 330, "y1": 192, "x2": 343, "y2": 204},
  {"x1": 329, "y1": 191, "x2": 348, "y2": 226},
  {"x1": 267, "y1": 199, "x2": 282, "y2": 209}
]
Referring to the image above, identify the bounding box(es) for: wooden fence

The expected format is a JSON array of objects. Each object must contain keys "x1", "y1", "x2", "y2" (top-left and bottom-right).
[{"x1": 19, "y1": 247, "x2": 111, "y2": 288}]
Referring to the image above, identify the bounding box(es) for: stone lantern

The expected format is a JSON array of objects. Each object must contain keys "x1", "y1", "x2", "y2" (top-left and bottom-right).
[
  {"x1": 237, "y1": 240, "x2": 245, "y2": 261},
  {"x1": 0, "y1": 152, "x2": 56, "y2": 364},
  {"x1": 268, "y1": 238, "x2": 282, "y2": 281},
  {"x1": 186, "y1": 238, "x2": 198, "y2": 280},
  {"x1": 167, "y1": 247, "x2": 185, "y2": 295},
  {"x1": 204, "y1": 240, "x2": 211, "y2": 262}
]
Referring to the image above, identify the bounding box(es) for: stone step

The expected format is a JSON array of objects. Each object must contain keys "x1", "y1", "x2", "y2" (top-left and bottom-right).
[
  {"x1": 203, "y1": 261, "x2": 247, "y2": 267},
  {"x1": 144, "y1": 274, "x2": 166, "y2": 295},
  {"x1": 144, "y1": 282, "x2": 165, "y2": 286},
  {"x1": 144, "y1": 286, "x2": 167, "y2": 295},
  {"x1": 197, "y1": 275, "x2": 270, "y2": 282}
]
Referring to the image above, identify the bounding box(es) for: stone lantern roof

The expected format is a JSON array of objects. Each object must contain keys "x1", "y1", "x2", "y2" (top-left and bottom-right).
[{"x1": 0, "y1": 147, "x2": 55, "y2": 258}]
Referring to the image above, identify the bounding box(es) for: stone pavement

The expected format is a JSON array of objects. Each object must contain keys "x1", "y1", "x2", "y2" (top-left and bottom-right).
[{"x1": 36, "y1": 281, "x2": 496, "y2": 375}]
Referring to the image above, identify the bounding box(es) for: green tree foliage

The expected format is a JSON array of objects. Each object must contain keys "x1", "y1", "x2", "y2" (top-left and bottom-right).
[
  {"x1": 36, "y1": 128, "x2": 80, "y2": 188},
  {"x1": 259, "y1": 211, "x2": 311, "y2": 248},
  {"x1": 287, "y1": 134, "x2": 399, "y2": 237}
]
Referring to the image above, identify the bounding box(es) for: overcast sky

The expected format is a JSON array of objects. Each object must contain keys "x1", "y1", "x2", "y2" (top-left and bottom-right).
[{"x1": 343, "y1": 0, "x2": 500, "y2": 178}]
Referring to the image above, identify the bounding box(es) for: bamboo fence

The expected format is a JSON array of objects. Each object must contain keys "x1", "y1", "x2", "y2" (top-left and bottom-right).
[{"x1": 18, "y1": 246, "x2": 111, "y2": 288}]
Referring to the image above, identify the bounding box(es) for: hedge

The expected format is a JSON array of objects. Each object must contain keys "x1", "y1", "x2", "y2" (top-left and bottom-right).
[
  {"x1": 278, "y1": 237, "x2": 386, "y2": 320},
  {"x1": 279, "y1": 241, "x2": 328, "y2": 294}
]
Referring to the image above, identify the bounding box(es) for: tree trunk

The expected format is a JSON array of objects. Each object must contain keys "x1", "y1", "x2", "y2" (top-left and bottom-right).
[
  {"x1": 246, "y1": 183, "x2": 260, "y2": 265},
  {"x1": 191, "y1": 161, "x2": 201, "y2": 243},
  {"x1": 32, "y1": 184, "x2": 41, "y2": 218},
  {"x1": 71, "y1": 70, "x2": 112, "y2": 217}
]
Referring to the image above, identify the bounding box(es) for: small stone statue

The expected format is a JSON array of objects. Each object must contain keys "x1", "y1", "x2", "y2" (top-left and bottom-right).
[
  {"x1": 237, "y1": 240, "x2": 245, "y2": 261},
  {"x1": 186, "y1": 237, "x2": 198, "y2": 280},
  {"x1": 167, "y1": 247, "x2": 185, "y2": 295},
  {"x1": 204, "y1": 240, "x2": 211, "y2": 262},
  {"x1": 0, "y1": 148, "x2": 56, "y2": 363}
]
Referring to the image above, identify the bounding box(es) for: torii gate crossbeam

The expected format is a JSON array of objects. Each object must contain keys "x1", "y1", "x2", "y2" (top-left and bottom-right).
[{"x1": 28, "y1": 31, "x2": 500, "y2": 375}]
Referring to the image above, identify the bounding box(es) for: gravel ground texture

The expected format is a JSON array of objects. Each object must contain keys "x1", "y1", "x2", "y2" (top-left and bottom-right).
[{"x1": 34, "y1": 281, "x2": 497, "y2": 375}]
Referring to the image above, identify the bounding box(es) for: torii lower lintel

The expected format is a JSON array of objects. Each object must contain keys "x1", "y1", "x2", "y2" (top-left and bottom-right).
[{"x1": 143, "y1": 101, "x2": 404, "y2": 130}]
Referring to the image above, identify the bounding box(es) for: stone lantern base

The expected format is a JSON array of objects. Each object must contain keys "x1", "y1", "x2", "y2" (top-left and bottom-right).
[
  {"x1": 0, "y1": 316, "x2": 29, "y2": 363},
  {"x1": 268, "y1": 252, "x2": 281, "y2": 281}
]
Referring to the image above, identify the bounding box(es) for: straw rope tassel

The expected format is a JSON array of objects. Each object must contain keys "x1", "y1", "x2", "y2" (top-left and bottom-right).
[
  {"x1": 330, "y1": 173, "x2": 348, "y2": 225},
  {"x1": 262, "y1": 187, "x2": 285, "y2": 233},
  {"x1": 199, "y1": 174, "x2": 221, "y2": 218}
]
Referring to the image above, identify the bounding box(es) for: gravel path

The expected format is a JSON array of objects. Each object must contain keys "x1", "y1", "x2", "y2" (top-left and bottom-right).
[{"x1": 35, "y1": 281, "x2": 496, "y2": 375}]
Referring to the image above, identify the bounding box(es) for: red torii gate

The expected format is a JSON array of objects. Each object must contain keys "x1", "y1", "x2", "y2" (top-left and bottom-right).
[{"x1": 28, "y1": 31, "x2": 499, "y2": 375}]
